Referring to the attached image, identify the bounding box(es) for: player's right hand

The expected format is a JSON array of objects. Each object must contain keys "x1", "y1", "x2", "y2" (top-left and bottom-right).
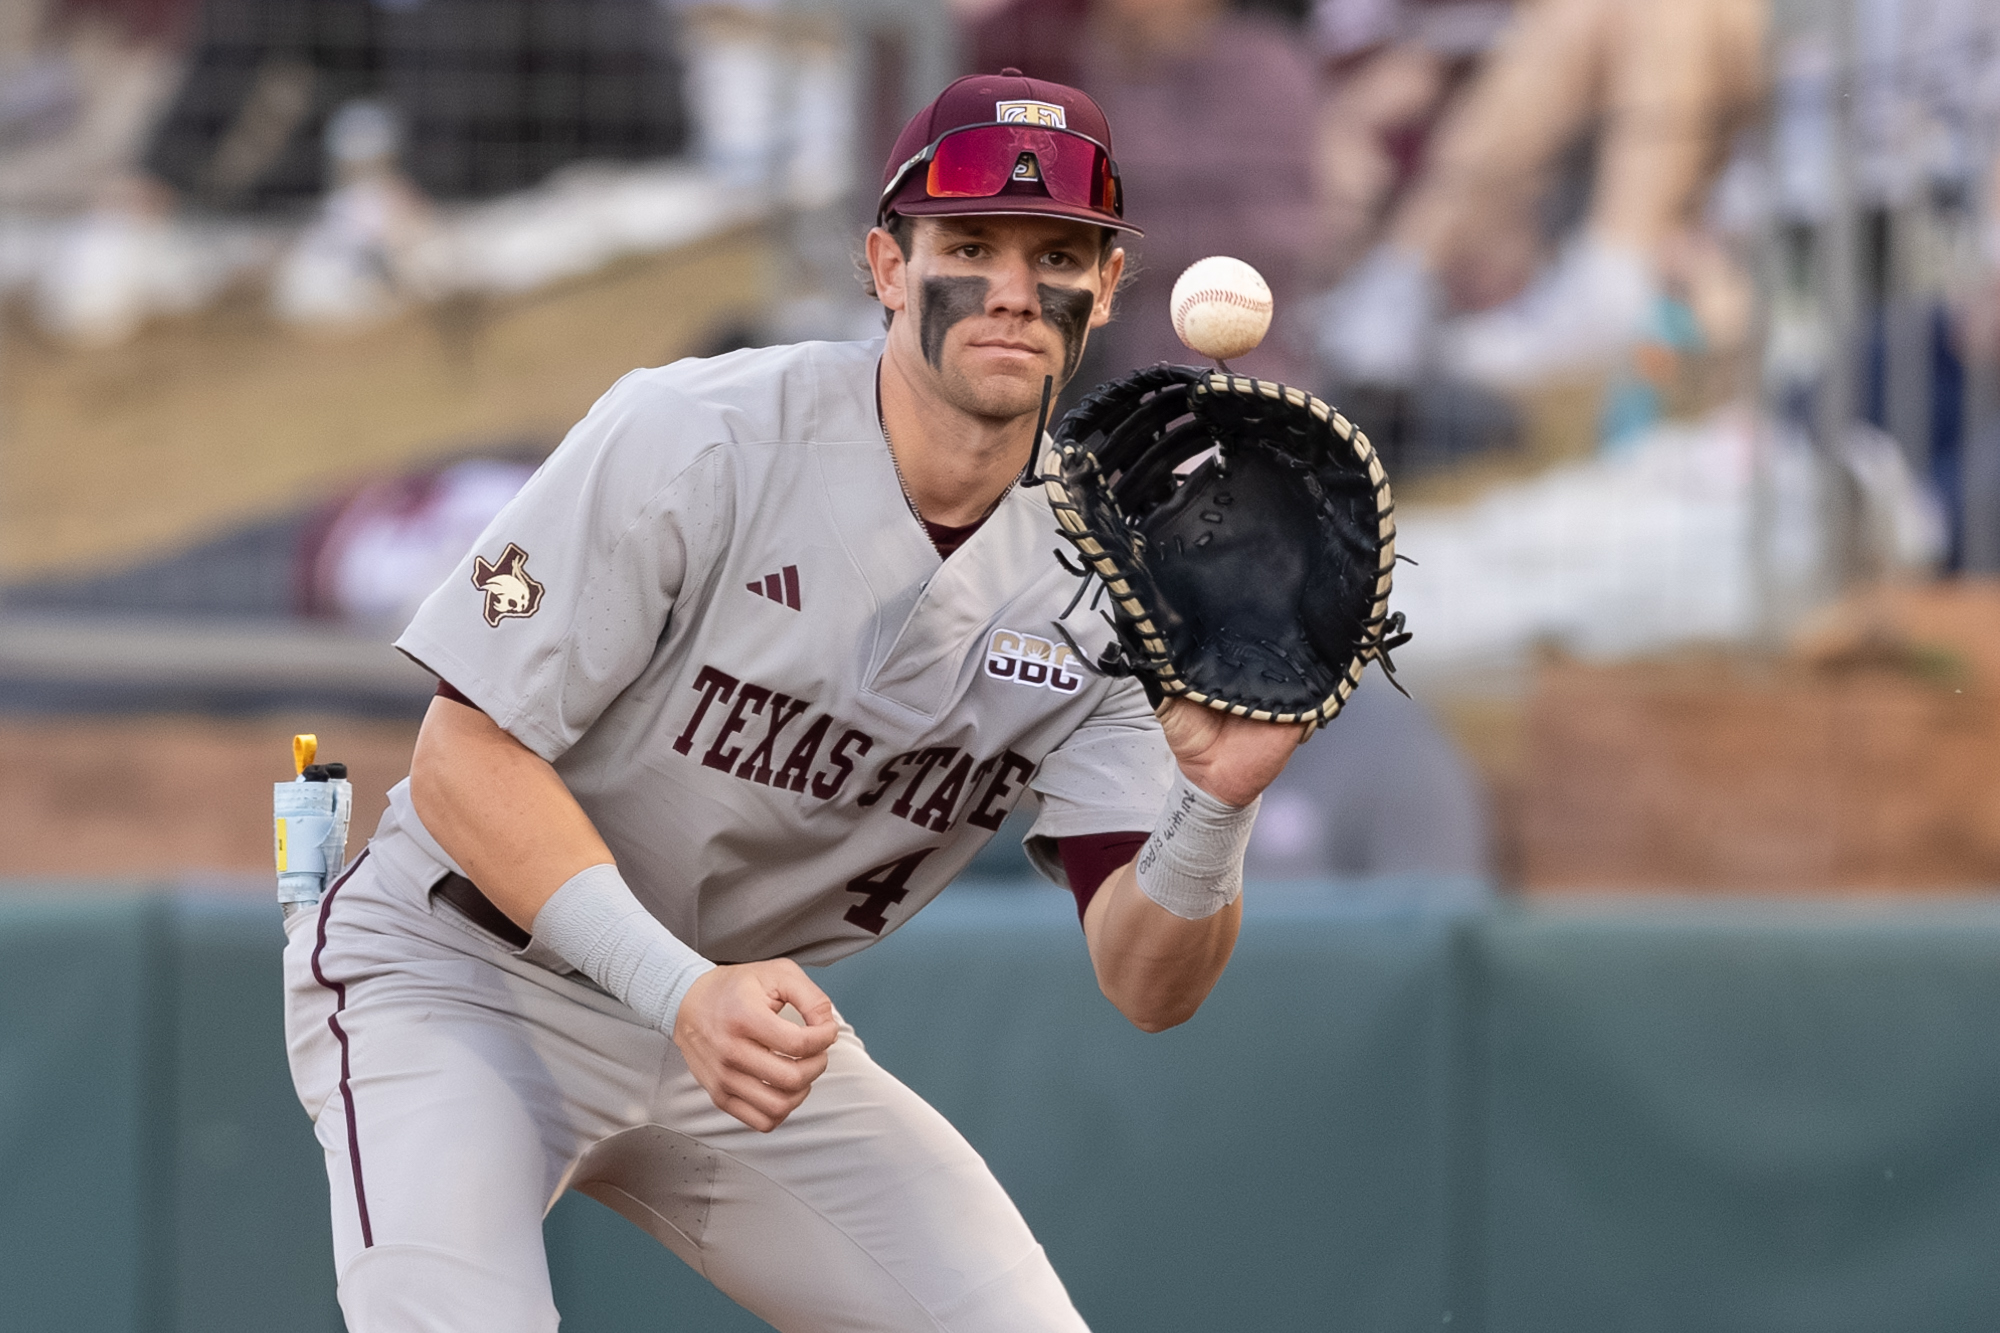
[{"x1": 673, "y1": 960, "x2": 840, "y2": 1133}]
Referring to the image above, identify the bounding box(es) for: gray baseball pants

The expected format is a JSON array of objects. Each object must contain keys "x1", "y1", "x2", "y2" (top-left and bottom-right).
[{"x1": 283, "y1": 837, "x2": 1090, "y2": 1333}]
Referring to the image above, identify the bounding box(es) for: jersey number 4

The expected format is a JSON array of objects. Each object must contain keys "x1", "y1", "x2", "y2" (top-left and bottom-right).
[{"x1": 843, "y1": 850, "x2": 935, "y2": 935}]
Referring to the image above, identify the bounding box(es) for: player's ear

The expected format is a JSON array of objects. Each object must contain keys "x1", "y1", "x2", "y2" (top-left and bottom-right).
[
  {"x1": 865, "y1": 226, "x2": 911, "y2": 319},
  {"x1": 1090, "y1": 246, "x2": 1126, "y2": 329}
]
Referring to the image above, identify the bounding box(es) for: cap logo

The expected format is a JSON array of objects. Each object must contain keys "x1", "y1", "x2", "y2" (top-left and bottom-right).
[
  {"x1": 1011, "y1": 152, "x2": 1041, "y2": 182},
  {"x1": 996, "y1": 99, "x2": 1066, "y2": 128}
]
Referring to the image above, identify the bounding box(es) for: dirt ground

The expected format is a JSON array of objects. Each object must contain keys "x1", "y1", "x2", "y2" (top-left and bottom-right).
[
  {"x1": 1516, "y1": 582, "x2": 2000, "y2": 894},
  {"x1": 0, "y1": 712, "x2": 419, "y2": 884},
  {"x1": 1519, "y1": 659, "x2": 2000, "y2": 892}
]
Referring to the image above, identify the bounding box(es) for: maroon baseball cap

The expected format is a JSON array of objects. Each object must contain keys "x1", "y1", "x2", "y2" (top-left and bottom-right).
[{"x1": 877, "y1": 69, "x2": 1141, "y2": 235}]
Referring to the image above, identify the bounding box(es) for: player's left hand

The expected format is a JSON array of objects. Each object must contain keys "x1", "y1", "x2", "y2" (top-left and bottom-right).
[{"x1": 1156, "y1": 697, "x2": 1299, "y2": 808}]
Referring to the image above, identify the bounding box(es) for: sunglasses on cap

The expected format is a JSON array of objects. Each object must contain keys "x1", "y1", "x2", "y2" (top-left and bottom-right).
[{"x1": 877, "y1": 122, "x2": 1125, "y2": 225}]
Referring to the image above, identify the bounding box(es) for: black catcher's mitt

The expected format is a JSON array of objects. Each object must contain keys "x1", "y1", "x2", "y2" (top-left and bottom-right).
[{"x1": 1043, "y1": 366, "x2": 1406, "y2": 732}]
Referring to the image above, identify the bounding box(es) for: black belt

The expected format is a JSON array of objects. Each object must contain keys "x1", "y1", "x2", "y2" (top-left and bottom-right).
[{"x1": 433, "y1": 872, "x2": 531, "y2": 949}]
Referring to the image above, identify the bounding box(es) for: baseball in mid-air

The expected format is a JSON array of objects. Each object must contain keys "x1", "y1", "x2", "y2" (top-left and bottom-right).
[{"x1": 1170, "y1": 256, "x2": 1273, "y2": 362}]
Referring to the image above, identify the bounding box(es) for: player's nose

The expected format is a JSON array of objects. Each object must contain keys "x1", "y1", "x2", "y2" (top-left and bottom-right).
[{"x1": 984, "y1": 252, "x2": 1041, "y2": 317}]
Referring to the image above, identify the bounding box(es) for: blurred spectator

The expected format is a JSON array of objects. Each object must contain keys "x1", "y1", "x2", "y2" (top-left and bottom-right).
[
  {"x1": 673, "y1": 1, "x2": 856, "y2": 206},
  {"x1": 143, "y1": 0, "x2": 687, "y2": 211},
  {"x1": 0, "y1": 0, "x2": 185, "y2": 210},
  {"x1": 962, "y1": 0, "x2": 1313, "y2": 93},
  {"x1": 1078, "y1": 0, "x2": 1320, "y2": 386},
  {"x1": 268, "y1": 97, "x2": 440, "y2": 326},
  {"x1": 1954, "y1": 143, "x2": 2000, "y2": 571},
  {"x1": 1, "y1": 1, "x2": 80, "y2": 148},
  {"x1": 23, "y1": 0, "x2": 696, "y2": 344},
  {"x1": 301, "y1": 457, "x2": 537, "y2": 625},
  {"x1": 956, "y1": 0, "x2": 1087, "y2": 90},
  {"x1": 1243, "y1": 679, "x2": 1489, "y2": 882},
  {"x1": 1843, "y1": 0, "x2": 2000, "y2": 566},
  {"x1": 1385, "y1": 407, "x2": 1944, "y2": 676},
  {"x1": 1969, "y1": 155, "x2": 2000, "y2": 381},
  {"x1": 1317, "y1": 0, "x2": 1765, "y2": 390},
  {"x1": 1308, "y1": 0, "x2": 1512, "y2": 284}
]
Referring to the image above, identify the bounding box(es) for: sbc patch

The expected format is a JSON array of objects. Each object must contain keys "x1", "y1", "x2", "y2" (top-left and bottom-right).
[
  {"x1": 984, "y1": 628, "x2": 1083, "y2": 694},
  {"x1": 472, "y1": 543, "x2": 546, "y2": 626}
]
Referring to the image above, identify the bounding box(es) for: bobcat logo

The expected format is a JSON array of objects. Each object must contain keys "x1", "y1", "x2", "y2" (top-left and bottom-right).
[{"x1": 471, "y1": 543, "x2": 545, "y2": 626}]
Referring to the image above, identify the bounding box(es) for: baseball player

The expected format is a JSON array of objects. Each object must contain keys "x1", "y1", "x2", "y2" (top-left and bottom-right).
[{"x1": 285, "y1": 70, "x2": 1299, "y2": 1332}]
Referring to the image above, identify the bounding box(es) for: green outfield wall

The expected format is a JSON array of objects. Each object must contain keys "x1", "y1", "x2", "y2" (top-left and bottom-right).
[{"x1": 3, "y1": 884, "x2": 1999, "y2": 1332}]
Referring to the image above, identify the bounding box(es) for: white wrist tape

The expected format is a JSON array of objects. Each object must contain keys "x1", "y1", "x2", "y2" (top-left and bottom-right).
[
  {"x1": 532, "y1": 864, "x2": 715, "y2": 1037},
  {"x1": 1134, "y1": 772, "x2": 1259, "y2": 920}
]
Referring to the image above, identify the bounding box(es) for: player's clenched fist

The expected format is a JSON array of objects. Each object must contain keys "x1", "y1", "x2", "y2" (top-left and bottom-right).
[{"x1": 673, "y1": 960, "x2": 840, "y2": 1133}]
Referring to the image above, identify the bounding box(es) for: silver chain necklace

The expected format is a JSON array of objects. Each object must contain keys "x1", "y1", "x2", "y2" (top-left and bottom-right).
[
  {"x1": 878, "y1": 407, "x2": 1019, "y2": 533},
  {"x1": 878, "y1": 405, "x2": 930, "y2": 528},
  {"x1": 876, "y1": 372, "x2": 1051, "y2": 536}
]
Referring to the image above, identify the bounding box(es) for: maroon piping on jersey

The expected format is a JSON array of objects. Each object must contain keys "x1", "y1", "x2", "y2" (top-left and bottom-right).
[{"x1": 310, "y1": 851, "x2": 375, "y2": 1248}]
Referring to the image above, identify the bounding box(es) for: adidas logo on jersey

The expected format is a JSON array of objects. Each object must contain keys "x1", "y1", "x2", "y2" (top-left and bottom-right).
[
  {"x1": 746, "y1": 565, "x2": 801, "y2": 610},
  {"x1": 984, "y1": 629, "x2": 1083, "y2": 694}
]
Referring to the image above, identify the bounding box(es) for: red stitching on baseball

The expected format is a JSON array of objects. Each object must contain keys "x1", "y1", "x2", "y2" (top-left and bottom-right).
[
  {"x1": 1174, "y1": 287, "x2": 1270, "y2": 314},
  {"x1": 1173, "y1": 286, "x2": 1274, "y2": 340}
]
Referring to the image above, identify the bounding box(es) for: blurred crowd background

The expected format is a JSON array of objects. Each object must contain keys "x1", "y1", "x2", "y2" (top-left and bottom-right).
[{"x1": 2, "y1": 0, "x2": 1999, "y2": 899}]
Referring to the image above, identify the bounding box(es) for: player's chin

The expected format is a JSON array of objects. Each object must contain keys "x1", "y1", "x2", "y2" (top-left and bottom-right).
[{"x1": 946, "y1": 358, "x2": 1057, "y2": 419}]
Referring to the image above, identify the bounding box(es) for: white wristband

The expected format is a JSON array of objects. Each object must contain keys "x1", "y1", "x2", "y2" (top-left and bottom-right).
[
  {"x1": 1134, "y1": 771, "x2": 1258, "y2": 920},
  {"x1": 531, "y1": 864, "x2": 716, "y2": 1036}
]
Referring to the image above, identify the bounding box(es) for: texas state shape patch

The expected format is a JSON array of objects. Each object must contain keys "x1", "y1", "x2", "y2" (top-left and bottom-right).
[{"x1": 472, "y1": 543, "x2": 546, "y2": 626}]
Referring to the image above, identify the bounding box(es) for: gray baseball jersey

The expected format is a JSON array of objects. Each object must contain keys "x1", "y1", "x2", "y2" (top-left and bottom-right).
[{"x1": 382, "y1": 337, "x2": 1174, "y2": 966}]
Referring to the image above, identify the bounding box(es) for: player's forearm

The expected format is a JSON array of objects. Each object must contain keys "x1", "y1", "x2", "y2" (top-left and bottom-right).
[
  {"x1": 1084, "y1": 862, "x2": 1240, "y2": 1031},
  {"x1": 409, "y1": 696, "x2": 615, "y2": 932},
  {"x1": 1082, "y1": 763, "x2": 1261, "y2": 1030}
]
